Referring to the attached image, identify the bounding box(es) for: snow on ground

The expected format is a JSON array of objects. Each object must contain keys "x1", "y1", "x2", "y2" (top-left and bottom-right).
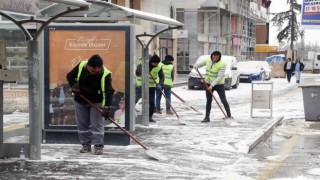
[{"x1": 1, "y1": 73, "x2": 320, "y2": 179}]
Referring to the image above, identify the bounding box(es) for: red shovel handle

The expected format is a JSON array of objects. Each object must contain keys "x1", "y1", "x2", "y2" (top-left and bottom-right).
[
  {"x1": 195, "y1": 68, "x2": 227, "y2": 118},
  {"x1": 79, "y1": 93, "x2": 149, "y2": 150}
]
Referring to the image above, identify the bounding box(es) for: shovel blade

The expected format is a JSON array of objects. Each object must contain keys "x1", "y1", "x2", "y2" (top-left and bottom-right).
[
  {"x1": 145, "y1": 149, "x2": 167, "y2": 161},
  {"x1": 177, "y1": 118, "x2": 187, "y2": 125},
  {"x1": 223, "y1": 117, "x2": 235, "y2": 126}
]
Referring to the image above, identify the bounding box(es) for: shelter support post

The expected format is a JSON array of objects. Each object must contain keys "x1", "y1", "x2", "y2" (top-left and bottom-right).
[
  {"x1": 28, "y1": 40, "x2": 41, "y2": 160},
  {"x1": 136, "y1": 27, "x2": 181, "y2": 126}
]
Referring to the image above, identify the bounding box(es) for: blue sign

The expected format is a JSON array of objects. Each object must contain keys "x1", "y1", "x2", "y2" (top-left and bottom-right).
[{"x1": 301, "y1": 0, "x2": 320, "y2": 28}]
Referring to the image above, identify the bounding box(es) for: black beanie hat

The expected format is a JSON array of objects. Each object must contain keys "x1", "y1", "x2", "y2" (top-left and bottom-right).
[
  {"x1": 211, "y1": 51, "x2": 221, "y2": 60},
  {"x1": 150, "y1": 54, "x2": 161, "y2": 63},
  {"x1": 165, "y1": 55, "x2": 174, "y2": 61},
  {"x1": 87, "y1": 54, "x2": 103, "y2": 67}
]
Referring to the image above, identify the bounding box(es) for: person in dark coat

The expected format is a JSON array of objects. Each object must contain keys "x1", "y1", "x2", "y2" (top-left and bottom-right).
[
  {"x1": 66, "y1": 54, "x2": 115, "y2": 155},
  {"x1": 135, "y1": 54, "x2": 164, "y2": 122},
  {"x1": 283, "y1": 57, "x2": 295, "y2": 83},
  {"x1": 155, "y1": 55, "x2": 175, "y2": 115}
]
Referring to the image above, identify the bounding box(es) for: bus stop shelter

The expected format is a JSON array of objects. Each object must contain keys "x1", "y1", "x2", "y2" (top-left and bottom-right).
[{"x1": 0, "y1": 0, "x2": 183, "y2": 160}]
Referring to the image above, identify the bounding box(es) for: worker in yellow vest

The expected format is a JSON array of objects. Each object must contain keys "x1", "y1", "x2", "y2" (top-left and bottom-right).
[
  {"x1": 155, "y1": 55, "x2": 175, "y2": 115},
  {"x1": 67, "y1": 54, "x2": 115, "y2": 155},
  {"x1": 193, "y1": 51, "x2": 232, "y2": 123},
  {"x1": 135, "y1": 54, "x2": 164, "y2": 122}
]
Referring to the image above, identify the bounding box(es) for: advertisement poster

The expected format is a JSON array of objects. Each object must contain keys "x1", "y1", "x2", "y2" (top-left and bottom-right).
[
  {"x1": 45, "y1": 25, "x2": 131, "y2": 131},
  {"x1": 301, "y1": 0, "x2": 320, "y2": 28}
]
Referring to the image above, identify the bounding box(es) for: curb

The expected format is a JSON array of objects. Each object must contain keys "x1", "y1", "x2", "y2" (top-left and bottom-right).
[
  {"x1": 237, "y1": 115, "x2": 284, "y2": 154},
  {"x1": 4, "y1": 123, "x2": 29, "y2": 132}
]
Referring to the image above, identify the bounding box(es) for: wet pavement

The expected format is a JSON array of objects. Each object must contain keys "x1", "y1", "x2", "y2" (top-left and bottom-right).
[{"x1": 251, "y1": 118, "x2": 320, "y2": 179}]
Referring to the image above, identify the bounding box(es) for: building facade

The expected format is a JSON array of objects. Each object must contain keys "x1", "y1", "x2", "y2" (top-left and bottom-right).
[{"x1": 0, "y1": 0, "x2": 271, "y2": 76}]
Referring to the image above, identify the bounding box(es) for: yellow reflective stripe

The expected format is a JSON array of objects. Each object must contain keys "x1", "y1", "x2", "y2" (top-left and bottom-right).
[
  {"x1": 101, "y1": 67, "x2": 111, "y2": 107},
  {"x1": 136, "y1": 76, "x2": 142, "y2": 86}
]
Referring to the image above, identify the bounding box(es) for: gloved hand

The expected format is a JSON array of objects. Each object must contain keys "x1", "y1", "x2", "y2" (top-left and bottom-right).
[
  {"x1": 101, "y1": 106, "x2": 111, "y2": 118},
  {"x1": 157, "y1": 84, "x2": 163, "y2": 90},
  {"x1": 71, "y1": 84, "x2": 80, "y2": 94},
  {"x1": 193, "y1": 64, "x2": 199, "y2": 69}
]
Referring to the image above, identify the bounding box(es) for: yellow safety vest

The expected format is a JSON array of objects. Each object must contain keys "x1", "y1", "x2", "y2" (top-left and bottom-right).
[
  {"x1": 205, "y1": 58, "x2": 225, "y2": 84},
  {"x1": 77, "y1": 61, "x2": 111, "y2": 106},
  {"x1": 149, "y1": 63, "x2": 162, "y2": 87},
  {"x1": 162, "y1": 64, "x2": 174, "y2": 86}
]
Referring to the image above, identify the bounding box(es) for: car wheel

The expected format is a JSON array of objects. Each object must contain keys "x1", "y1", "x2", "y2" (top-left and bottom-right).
[
  {"x1": 225, "y1": 79, "x2": 232, "y2": 90},
  {"x1": 261, "y1": 73, "x2": 266, "y2": 81},
  {"x1": 188, "y1": 85, "x2": 194, "y2": 89},
  {"x1": 232, "y1": 77, "x2": 239, "y2": 89}
]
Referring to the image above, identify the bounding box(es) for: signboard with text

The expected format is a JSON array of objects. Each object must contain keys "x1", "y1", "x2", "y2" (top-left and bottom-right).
[{"x1": 301, "y1": 0, "x2": 320, "y2": 29}]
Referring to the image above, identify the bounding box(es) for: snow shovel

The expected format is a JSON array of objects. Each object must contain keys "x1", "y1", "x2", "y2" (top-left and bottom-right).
[
  {"x1": 78, "y1": 93, "x2": 166, "y2": 161},
  {"x1": 171, "y1": 90, "x2": 202, "y2": 115},
  {"x1": 195, "y1": 69, "x2": 233, "y2": 125},
  {"x1": 149, "y1": 73, "x2": 187, "y2": 125}
]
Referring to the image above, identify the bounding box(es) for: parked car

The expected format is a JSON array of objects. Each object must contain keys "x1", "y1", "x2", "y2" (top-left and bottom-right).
[
  {"x1": 260, "y1": 61, "x2": 272, "y2": 80},
  {"x1": 237, "y1": 61, "x2": 266, "y2": 82},
  {"x1": 188, "y1": 55, "x2": 240, "y2": 90}
]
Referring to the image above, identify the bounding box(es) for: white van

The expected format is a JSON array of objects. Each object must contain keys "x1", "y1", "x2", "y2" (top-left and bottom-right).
[{"x1": 188, "y1": 55, "x2": 240, "y2": 90}]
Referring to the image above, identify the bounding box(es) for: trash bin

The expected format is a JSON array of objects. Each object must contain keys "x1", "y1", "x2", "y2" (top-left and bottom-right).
[{"x1": 300, "y1": 85, "x2": 320, "y2": 121}]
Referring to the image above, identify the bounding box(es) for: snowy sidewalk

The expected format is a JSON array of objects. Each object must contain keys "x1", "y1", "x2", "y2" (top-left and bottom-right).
[{"x1": 1, "y1": 73, "x2": 317, "y2": 180}]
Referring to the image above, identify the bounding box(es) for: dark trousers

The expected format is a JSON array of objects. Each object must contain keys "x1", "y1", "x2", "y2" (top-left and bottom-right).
[
  {"x1": 136, "y1": 86, "x2": 156, "y2": 117},
  {"x1": 156, "y1": 87, "x2": 171, "y2": 111},
  {"x1": 149, "y1": 87, "x2": 156, "y2": 117},
  {"x1": 286, "y1": 71, "x2": 293, "y2": 82},
  {"x1": 205, "y1": 84, "x2": 231, "y2": 117}
]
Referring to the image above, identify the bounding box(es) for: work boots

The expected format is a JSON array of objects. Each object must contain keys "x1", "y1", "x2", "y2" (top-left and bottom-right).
[
  {"x1": 296, "y1": 80, "x2": 300, "y2": 83},
  {"x1": 80, "y1": 144, "x2": 91, "y2": 153},
  {"x1": 201, "y1": 112, "x2": 210, "y2": 123},
  {"x1": 166, "y1": 110, "x2": 174, "y2": 115},
  {"x1": 155, "y1": 109, "x2": 162, "y2": 114},
  {"x1": 94, "y1": 145, "x2": 104, "y2": 155},
  {"x1": 149, "y1": 117, "x2": 156, "y2": 123}
]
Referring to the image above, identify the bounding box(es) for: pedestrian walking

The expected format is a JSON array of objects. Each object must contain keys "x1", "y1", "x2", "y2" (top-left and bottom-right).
[
  {"x1": 155, "y1": 55, "x2": 175, "y2": 115},
  {"x1": 66, "y1": 54, "x2": 115, "y2": 155},
  {"x1": 283, "y1": 57, "x2": 295, "y2": 83},
  {"x1": 294, "y1": 58, "x2": 304, "y2": 83},
  {"x1": 193, "y1": 51, "x2": 232, "y2": 123}
]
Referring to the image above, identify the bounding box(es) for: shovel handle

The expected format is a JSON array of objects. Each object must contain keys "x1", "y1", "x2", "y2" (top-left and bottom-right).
[
  {"x1": 79, "y1": 93, "x2": 149, "y2": 150},
  {"x1": 171, "y1": 90, "x2": 199, "y2": 112},
  {"x1": 195, "y1": 68, "x2": 227, "y2": 118},
  {"x1": 149, "y1": 72, "x2": 179, "y2": 118}
]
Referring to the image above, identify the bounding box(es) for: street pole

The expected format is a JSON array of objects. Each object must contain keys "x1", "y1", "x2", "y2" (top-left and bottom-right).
[{"x1": 290, "y1": 0, "x2": 295, "y2": 61}]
